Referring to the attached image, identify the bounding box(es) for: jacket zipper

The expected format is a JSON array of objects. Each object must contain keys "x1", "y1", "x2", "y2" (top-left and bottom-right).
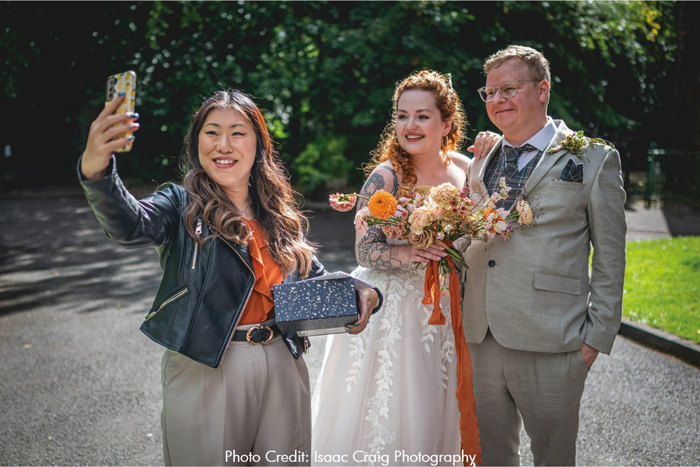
[
  {"x1": 190, "y1": 219, "x2": 203, "y2": 270},
  {"x1": 145, "y1": 287, "x2": 188, "y2": 321},
  {"x1": 218, "y1": 238, "x2": 255, "y2": 362}
]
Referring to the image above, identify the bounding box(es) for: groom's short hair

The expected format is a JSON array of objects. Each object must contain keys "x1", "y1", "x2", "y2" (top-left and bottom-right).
[{"x1": 484, "y1": 45, "x2": 551, "y2": 84}]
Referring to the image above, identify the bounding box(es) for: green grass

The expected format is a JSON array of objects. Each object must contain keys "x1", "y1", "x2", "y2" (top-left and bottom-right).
[{"x1": 623, "y1": 236, "x2": 700, "y2": 344}]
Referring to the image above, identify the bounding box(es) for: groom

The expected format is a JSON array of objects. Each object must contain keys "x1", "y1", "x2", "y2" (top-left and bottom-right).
[{"x1": 461, "y1": 45, "x2": 626, "y2": 465}]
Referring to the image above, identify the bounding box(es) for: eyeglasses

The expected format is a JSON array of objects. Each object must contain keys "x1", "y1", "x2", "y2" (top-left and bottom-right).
[{"x1": 477, "y1": 80, "x2": 540, "y2": 102}]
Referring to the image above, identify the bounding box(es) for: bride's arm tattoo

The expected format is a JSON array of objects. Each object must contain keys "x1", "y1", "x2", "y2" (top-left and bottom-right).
[{"x1": 355, "y1": 167, "x2": 405, "y2": 269}]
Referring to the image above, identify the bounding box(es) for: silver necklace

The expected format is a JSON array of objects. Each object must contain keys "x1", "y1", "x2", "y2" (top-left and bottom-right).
[{"x1": 240, "y1": 204, "x2": 254, "y2": 220}]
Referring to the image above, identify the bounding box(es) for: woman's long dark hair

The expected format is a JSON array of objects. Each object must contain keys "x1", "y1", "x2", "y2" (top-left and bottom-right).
[{"x1": 181, "y1": 90, "x2": 315, "y2": 277}]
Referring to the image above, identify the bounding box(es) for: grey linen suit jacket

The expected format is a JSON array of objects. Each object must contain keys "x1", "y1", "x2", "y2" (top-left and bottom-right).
[{"x1": 462, "y1": 120, "x2": 626, "y2": 355}]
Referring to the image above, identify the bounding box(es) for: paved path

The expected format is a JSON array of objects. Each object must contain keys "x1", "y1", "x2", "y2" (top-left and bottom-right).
[
  {"x1": 624, "y1": 199, "x2": 672, "y2": 241},
  {"x1": 0, "y1": 190, "x2": 698, "y2": 465}
]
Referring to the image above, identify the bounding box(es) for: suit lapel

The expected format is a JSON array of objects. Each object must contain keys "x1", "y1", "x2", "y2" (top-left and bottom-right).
[
  {"x1": 472, "y1": 139, "x2": 503, "y2": 200},
  {"x1": 522, "y1": 120, "x2": 573, "y2": 196}
]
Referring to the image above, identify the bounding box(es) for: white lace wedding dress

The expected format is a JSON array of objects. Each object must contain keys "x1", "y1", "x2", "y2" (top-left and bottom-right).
[{"x1": 311, "y1": 259, "x2": 461, "y2": 465}]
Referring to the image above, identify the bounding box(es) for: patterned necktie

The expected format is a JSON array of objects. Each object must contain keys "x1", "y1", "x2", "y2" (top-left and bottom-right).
[
  {"x1": 499, "y1": 144, "x2": 539, "y2": 210},
  {"x1": 502, "y1": 143, "x2": 537, "y2": 179}
]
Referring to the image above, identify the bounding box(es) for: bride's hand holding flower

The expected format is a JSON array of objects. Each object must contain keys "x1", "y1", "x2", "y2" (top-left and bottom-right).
[{"x1": 398, "y1": 243, "x2": 447, "y2": 265}]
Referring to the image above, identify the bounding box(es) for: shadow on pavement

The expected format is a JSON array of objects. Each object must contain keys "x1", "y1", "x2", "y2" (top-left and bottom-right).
[
  {"x1": 0, "y1": 196, "x2": 161, "y2": 317},
  {"x1": 662, "y1": 199, "x2": 700, "y2": 236},
  {"x1": 0, "y1": 194, "x2": 358, "y2": 318}
]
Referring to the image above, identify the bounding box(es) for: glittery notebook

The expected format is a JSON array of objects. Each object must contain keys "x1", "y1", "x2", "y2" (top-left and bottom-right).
[{"x1": 273, "y1": 276, "x2": 358, "y2": 337}]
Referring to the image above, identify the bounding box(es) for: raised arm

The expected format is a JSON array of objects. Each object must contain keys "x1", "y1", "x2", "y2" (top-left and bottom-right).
[
  {"x1": 355, "y1": 163, "x2": 445, "y2": 269},
  {"x1": 78, "y1": 96, "x2": 179, "y2": 249}
]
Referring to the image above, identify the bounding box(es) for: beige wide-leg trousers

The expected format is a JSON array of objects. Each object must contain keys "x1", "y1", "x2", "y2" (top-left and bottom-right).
[
  {"x1": 160, "y1": 326, "x2": 311, "y2": 466},
  {"x1": 468, "y1": 331, "x2": 589, "y2": 466}
]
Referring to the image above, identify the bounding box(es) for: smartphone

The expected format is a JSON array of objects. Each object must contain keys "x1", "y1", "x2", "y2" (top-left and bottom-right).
[{"x1": 105, "y1": 70, "x2": 137, "y2": 152}]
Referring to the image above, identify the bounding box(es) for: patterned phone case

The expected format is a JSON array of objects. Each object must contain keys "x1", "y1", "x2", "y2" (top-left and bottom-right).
[{"x1": 105, "y1": 71, "x2": 136, "y2": 152}]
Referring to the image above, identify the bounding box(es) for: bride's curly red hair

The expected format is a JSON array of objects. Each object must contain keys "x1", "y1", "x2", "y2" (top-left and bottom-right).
[{"x1": 365, "y1": 70, "x2": 466, "y2": 187}]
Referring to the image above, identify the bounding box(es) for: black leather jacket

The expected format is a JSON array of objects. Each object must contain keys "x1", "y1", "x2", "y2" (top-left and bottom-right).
[{"x1": 79, "y1": 158, "x2": 330, "y2": 368}]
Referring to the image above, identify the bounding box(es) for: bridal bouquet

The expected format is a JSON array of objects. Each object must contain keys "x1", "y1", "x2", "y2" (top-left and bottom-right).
[{"x1": 329, "y1": 177, "x2": 532, "y2": 277}]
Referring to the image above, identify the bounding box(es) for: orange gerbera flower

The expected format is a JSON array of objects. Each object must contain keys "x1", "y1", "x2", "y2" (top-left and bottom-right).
[
  {"x1": 368, "y1": 190, "x2": 398, "y2": 219},
  {"x1": 483, "y1": 208, "x2": 497, "y2": 218}
]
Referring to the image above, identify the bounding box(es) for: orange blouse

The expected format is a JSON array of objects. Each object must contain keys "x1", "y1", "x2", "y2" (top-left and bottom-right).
[{"x1": 238, "y1": 219, "x2": 284, "y2": 325}]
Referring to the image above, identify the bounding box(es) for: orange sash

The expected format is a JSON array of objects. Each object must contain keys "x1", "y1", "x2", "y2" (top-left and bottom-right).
[{"x1": 422, "y1": 242, "x2": 482, "y2": 465}]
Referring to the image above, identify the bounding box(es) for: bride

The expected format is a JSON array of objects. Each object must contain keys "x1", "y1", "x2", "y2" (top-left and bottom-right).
[{"x1": 311, "y1": 70, "x2": 496, "y2": 465}]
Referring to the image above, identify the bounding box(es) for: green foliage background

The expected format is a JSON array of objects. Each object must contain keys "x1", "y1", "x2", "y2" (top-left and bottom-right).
[{"x1": 0, "y1": 1, "x2": 685, "y2": 195}]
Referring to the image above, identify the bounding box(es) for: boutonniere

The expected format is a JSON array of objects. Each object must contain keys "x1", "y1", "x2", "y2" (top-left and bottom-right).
[{"x1": 547, "y1": 130, "x2": 614, "y2": 157}]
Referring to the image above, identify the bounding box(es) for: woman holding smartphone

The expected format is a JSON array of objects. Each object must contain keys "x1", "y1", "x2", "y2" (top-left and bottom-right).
[{"x1": 79, "y1": 89, "x2": 381, "y2": 465}]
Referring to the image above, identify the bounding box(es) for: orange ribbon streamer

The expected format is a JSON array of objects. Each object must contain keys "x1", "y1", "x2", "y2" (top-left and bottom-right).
[
  {"x1": 422, "y1": 259, "x2": 446, "y2": 325},
  {"x1": 422, "y1": 243, "x2": 482, "y2": 465}
]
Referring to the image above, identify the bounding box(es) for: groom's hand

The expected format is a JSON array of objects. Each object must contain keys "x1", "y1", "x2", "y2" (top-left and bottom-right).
[
  {"x1": 581, "y1": 343, "x2": 599, "y2": 368},
  {"x1": 347, "y1": 288, "x2": 379, "y2": 335}
]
